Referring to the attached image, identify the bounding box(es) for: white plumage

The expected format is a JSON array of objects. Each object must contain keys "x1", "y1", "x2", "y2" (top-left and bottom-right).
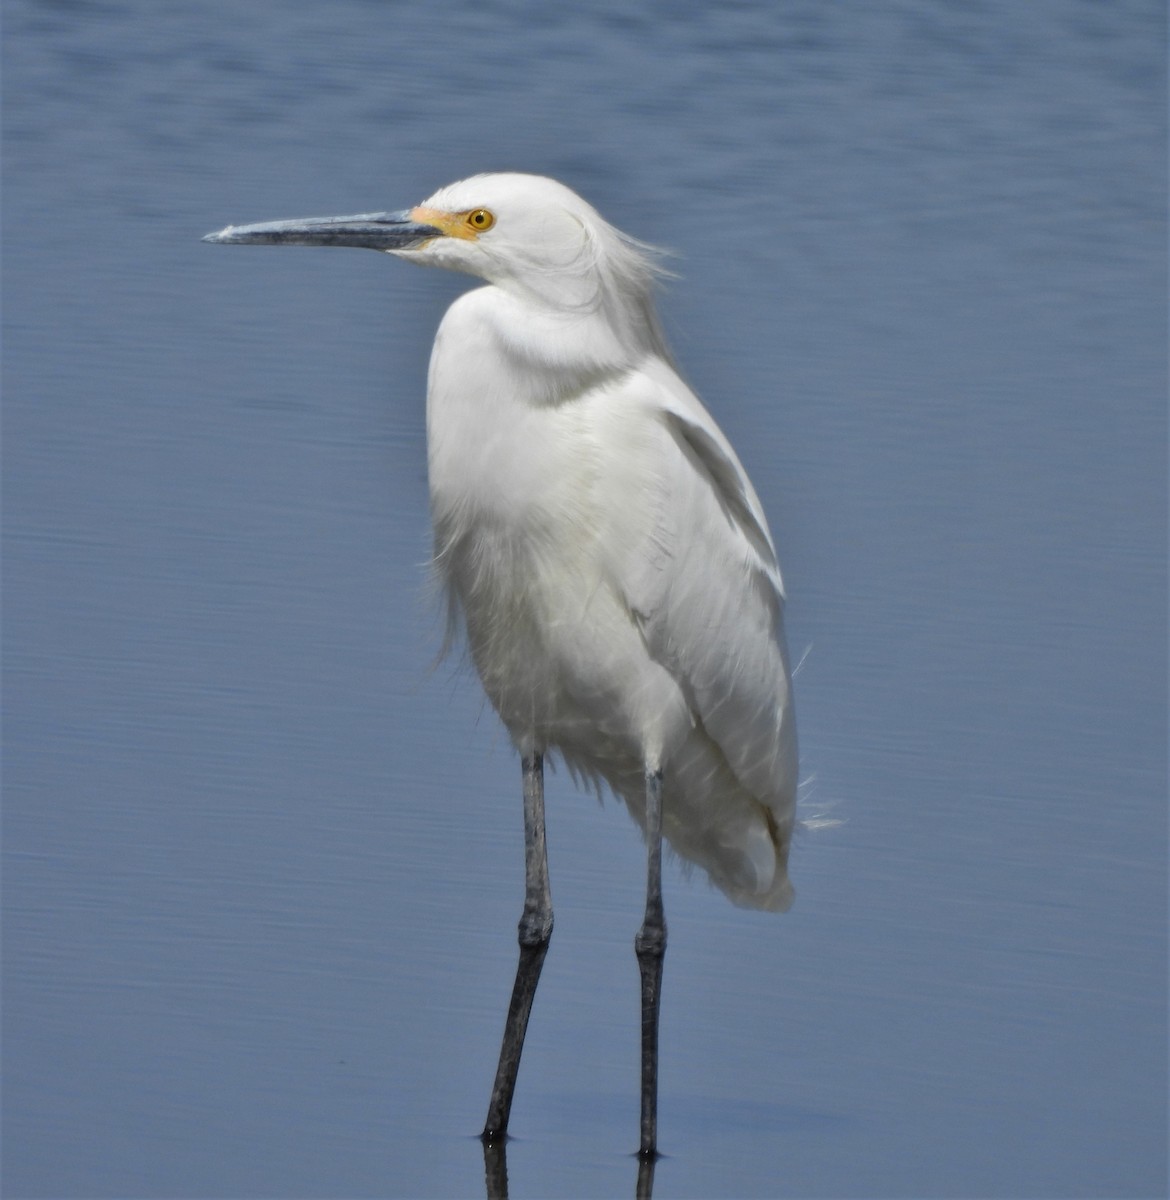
[{"x1": 416, "y1": 174, "x2": 796, "y2": 911}]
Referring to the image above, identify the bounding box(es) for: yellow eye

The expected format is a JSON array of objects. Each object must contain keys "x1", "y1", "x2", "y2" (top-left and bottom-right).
[{"x1": 466, "y1": 208, "x2": 495, "y2": 232}]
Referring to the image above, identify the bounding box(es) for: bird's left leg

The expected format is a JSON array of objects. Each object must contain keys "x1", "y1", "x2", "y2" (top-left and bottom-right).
[
  {"x1": 482, "y1": 752, "x2": 553, "y2": 1144},
  {"x1": 635, "y1": 766, "x2": 667, "y2": 1158}
]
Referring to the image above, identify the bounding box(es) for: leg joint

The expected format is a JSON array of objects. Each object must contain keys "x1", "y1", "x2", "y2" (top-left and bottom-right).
[
  {"x1": 635, "y1": 923, "x2": 667, "y2": 959},
  {"x1": 518, "y1": 909, "x2": 553, "y2": 948}
]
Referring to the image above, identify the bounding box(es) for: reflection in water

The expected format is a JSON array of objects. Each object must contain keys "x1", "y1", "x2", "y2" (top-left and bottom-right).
[
  {"x1": 482, "y1": 1139, "x2": 508, "y2": 1200},
  {"x1": 481, "y1": 1139, "x2": 657, "y2": 1199},
  {"x1": 635, "y1": 1153, "x2": 657, "y2": 1200}
]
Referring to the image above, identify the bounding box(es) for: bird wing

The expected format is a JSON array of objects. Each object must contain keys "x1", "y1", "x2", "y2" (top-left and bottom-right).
[
  {"x1": 607, "y1": 359, "x2": 796, "y2": 809},
  {"x1": 654, "y1": 372, "x2": 784, "y2": 597}
]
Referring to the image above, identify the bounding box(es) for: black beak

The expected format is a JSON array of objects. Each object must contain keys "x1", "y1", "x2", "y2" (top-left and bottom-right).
[{"x1": 202, "y1": 210, "x2": 442, "y2": 251}]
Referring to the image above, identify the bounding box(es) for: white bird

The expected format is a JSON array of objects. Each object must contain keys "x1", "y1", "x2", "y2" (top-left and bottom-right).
[{"x1": 204, "y1": 173, "x2": 797, "y2": 1158}]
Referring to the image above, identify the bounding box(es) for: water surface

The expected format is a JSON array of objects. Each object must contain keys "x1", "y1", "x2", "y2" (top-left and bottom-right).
[{"x1": 3, "y1": 2, "x2": 1165, "y2": 1197}]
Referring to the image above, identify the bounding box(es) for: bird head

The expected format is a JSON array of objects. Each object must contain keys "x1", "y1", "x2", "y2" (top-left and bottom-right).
[
  {"x1": 398, "y1": 174, "x2": 635, "y2": 298},
  {"x1": 204, "y1": 172, "x2": 669, "y2": 325}
]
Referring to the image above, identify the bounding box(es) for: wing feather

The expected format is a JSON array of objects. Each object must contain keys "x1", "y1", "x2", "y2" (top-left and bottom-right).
[{"x1": 613, "y1": 362, "x2": 797, "y2": 815}]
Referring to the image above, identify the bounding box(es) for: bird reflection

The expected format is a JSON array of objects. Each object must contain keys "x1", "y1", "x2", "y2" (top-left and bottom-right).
[
  {"x1": 636, "y1": 1152, "x2": 657, "y2": 1200},
  {"x1": 482, "y1": 1138, "x2": 508, "y2": 1200},
  {"x1": 481, "y1": 1138, "x2": 657, "y2": 1199}
]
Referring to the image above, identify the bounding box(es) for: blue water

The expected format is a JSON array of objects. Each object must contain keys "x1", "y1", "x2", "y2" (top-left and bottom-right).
[{"x1": 3, "y1": 2, "x2": 1165, "y2": 1197}]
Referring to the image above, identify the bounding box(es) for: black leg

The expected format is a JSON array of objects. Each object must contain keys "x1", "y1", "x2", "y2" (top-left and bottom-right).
[
  {"x1": 482, "y1": 752, "x2": 553, "y2": 1144},
  {"x1": 634, "y1": 767, "x2": 667, "y2": 1159}
]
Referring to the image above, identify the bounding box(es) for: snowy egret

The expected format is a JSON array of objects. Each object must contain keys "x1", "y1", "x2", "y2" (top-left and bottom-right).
[{"x1": 204, "y1": 173, "x2": 797, "y2": 1157}]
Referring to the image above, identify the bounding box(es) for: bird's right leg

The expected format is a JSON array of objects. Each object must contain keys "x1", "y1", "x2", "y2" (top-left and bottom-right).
[
  {"x1": 635, "y1": 766, "x2": 667, "y2": 1159},
  {"x1": 482, "y1": 752, "x2": 553, "y2": 1144}
]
